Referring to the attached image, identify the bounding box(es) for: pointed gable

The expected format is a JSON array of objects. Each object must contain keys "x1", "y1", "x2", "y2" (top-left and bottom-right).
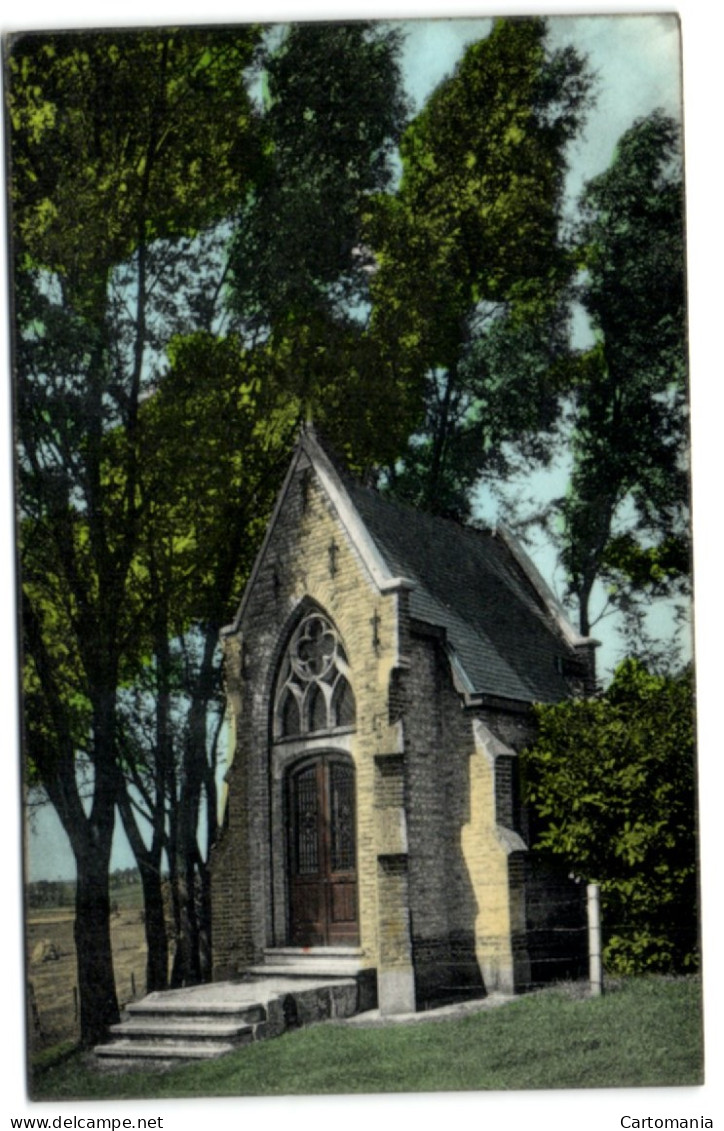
[{"x1": 225, "y1": 426, "x2": 593, "y2": 704}]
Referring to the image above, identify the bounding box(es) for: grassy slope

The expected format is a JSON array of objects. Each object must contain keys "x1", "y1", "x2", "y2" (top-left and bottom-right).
[{"x1": 32, "y1": 977, "x2": 703, "y2": 1101}]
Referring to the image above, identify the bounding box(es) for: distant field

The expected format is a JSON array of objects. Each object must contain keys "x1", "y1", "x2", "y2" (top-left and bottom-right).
[{"x1": 26, "y1": 893, "x2": 151, "y2": 1052}]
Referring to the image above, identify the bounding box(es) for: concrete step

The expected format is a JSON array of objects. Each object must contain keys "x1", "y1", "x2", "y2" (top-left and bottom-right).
[
  {"x1": 255, "y1": 948, "x2": 364, "y2": 977},
  {"x1": 248, "y1": 963, "x2": 362, "y2": 979},
  {"x1": 124, "y1": 998, "x2": 266, "y2": 1024},
  {"x1": 94, "y1": 974, "x2": 364, "y2": 1066},
  {"x1": 108, "y1": 1017, "x2": 255, "y2": 1042},
  {"x1": 96, "y1": 1039, "x2": 237, "y2": 1062},
  {"x1": 264, "y1": 946, "x2": 364, "y2": 961}
]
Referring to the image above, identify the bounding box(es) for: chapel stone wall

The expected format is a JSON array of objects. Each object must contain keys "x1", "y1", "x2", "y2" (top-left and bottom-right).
[
  {"x1": 211, "y1": 457, "x2": 407, "y2": 986},
  {"x1": 399, "y1": 629, "x2": 539, "y2": 1000},
  {"x1": 401, "y1": 631, "x2": 486, "y2": 1007},
  {"x1": 210, "y1": 441, "x2": 581, "y2": 1005}
]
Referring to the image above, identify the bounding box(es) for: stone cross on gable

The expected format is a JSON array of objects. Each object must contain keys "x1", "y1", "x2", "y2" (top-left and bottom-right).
[
  {"x1": 328, "y1": 539, "x2": 339, "y2": 577},
  {"x1": 370, "y1": 610, "x2": 381, "y2": 653}
]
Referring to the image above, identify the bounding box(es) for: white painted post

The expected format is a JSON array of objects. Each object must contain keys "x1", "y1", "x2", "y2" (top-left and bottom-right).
[{"x1": 587, "y1": 882, "x2": 603, "y2": 996}]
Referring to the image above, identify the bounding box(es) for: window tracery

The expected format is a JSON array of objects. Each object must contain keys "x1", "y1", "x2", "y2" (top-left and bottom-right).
[{"x1": 274, "y1": 610, "x2": 355, "y2": 740}]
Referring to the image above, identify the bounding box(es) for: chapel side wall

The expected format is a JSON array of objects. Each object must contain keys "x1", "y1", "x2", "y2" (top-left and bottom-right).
[
  {"x1": 210, "y1": 748, "x2": 255, "y2": 978},
  {"x1": 402, "y1": 631, "x2": 542, "y2": 999},
  {"x1": 211, "y1": 461, "x2": 405, "y2": 980},
  {"x1": 524, "y1": 856, "x2": 588, "y2": 984},
  {"x1": 470, "y1": 704, "x2": 587, "y2": 988},
  {"x1": 460, "y1": 708, "x2": 531, "y2": 994},
  {"x1": 211, "y1": 566, "x2": 280, "y2": 979},
  {"x1": 403, "y1": 632, "x2": 485, "y2": 1007}
]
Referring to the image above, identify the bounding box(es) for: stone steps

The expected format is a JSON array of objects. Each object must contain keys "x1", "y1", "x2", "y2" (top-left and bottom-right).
[
  {"x1": 249, "y1": 948, "x2": 365, "y2": 979},
  {"x1": 123, "y1": 1000, "x2": 266, "y2": 1023},
  {"x1": 107, "y1": 1017, "x2": 256, "y2": 1041},
  {"x1": 96, "y1": 1039, "x2": 240, "y2": 1062},
  {"x1": 94, "y1": 972, "x2": 363, "y2": 1066}
]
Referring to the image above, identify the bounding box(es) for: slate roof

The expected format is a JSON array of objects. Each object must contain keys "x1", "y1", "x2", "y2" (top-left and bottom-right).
[
  {"x1": 225, "y1": 427, "x2": 591, "y2": 706},
  {"x1": 346, "y1": 481, "x2": 584, "y2": 705}
]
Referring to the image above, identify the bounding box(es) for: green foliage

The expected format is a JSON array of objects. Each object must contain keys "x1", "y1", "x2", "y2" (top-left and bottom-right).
[
  {"x1": 522, "y1": 660, "x2": 698, "y2": 973},
  {"x1": 230, "y1": 21, "x2": 408, "y2": 327},
  {"x1": 9, "y1": 25, "x2": 267, "y2": 1039},
  {"x1": 26, "y1": 879, "x2": 77, "y2": 909},
  {"x1": 9, "y1": 28, "x2": 262, "y2": 312},
  {"x1": 136, "y1": 331, "x2": 295, "y2": 631},
  {"x1": 226, "y1": 22, "x2": 422, "y2": 477},
  {"x1": 602, "y1": 532, "x2": 690, "y2": 593},
  {"x1": 367, "y1": 17, "x2": 592, "y2": 516},
  {"x1": 10, "y1": 24, "x2": 267, "y2": 710},
  {"x1": 559, "y1": 110, "x2": 689, "y2": 636}
]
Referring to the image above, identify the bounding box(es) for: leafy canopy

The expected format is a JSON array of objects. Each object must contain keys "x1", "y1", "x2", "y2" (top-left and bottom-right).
[
  {"x1": 367, "y1": 17, "x2": 592, "y2": 516},
  {"x1": 559, "y1": 110, "x2": 689, "y2": 638},
  {"x1": 230, "y1": 21, "x2": 409, "y2": 328},
  {"x1": 226, "y1": 21, "x2": 421, "y2": 476},
  {"x1": 10, "y1": 28, "x2": 262, "y2": 305}
]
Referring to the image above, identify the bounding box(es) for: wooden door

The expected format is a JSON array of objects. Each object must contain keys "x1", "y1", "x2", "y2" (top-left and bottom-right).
[{"x1": 288, "y1": 756, "x2": 358, "y2": 946}]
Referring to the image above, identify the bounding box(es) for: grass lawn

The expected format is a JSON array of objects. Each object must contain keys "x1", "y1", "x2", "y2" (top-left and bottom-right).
[{"x1": 31, "y1": 976, "x2": 703, "y2": 1101}]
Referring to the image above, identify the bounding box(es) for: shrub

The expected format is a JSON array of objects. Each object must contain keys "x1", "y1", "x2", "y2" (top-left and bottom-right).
[{"x1": 521, "y1": 660, "x2": 698, "y2": 973}]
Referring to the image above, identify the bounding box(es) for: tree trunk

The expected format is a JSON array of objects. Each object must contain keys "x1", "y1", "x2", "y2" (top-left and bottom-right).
[
  {"x1": 138, "y1": 858, "x2": 169, "y2": 992},
  {"x1": 73, "y1": 809, "x2": 119, "y2": 1047},
  {"x1": 170, "y1": 627, "x2": 218, "y2": 986},
  {"x1": 425, "y1": 364, "x2": 457, "y2": 510},
  {"x1": 577, "y1": 574, "x2": 595, "y2": 639},
  {"x1": 117, "y1": 602, "x2": 174, "y2": 992},
  {"x1": 170, "y1": 863, "x2": 201, "y2": 987},
  {"x1": 116, "y1": 787, "x2": 169, "y2": 994},
  {"x1": 26, "y1": 599, "x2": 121, "y2": 1048}
]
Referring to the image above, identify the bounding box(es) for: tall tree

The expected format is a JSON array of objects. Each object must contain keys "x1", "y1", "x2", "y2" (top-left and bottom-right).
[
  {"x1": 559, "y1": 110, "x2": 688, "y2": 641},
  {"x1": 366, "y1": 17, "x2": 592, "y2": 517},
  {"x1": 129, "y1": 333, "x2": 297, "y2": 986},
  {"x1": 125, "y1": 23, "x2": 418, "y2": 985},
  {"x1": 231, "y1": 21, "x2": 408, "y2": 329},
  {"x1": 13, "y1": 19, "x2": 419, "y2": 1011},
  {"x1": 228, "y1": 22, "x2": 422, "y2": 474},
  {"x1": 9, "y1": 26, "x2": 262, "y2": 1043}
]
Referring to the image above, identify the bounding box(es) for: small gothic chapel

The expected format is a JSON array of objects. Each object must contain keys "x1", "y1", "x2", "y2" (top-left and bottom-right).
[{"x1": 211, "y1": 427, "x2": 595, "y2": 1014}]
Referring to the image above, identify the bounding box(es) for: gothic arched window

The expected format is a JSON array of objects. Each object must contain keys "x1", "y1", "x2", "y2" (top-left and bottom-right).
[{"x1": 274, "y1": 610, "x2": 356, "y2": 740}]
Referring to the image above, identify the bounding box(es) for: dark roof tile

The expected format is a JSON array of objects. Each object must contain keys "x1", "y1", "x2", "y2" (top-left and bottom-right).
[{"x1": 347, "y1": 482, "x2": 577, "y2": 704}]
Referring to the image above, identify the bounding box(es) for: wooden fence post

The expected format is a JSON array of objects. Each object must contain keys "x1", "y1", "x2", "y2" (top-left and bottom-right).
[
  {"x1": 27, "y1": 982, "x2": 42, "y2": 1038},
  {"x1": 587, "y1": 882, "x2": 603, "y2": 996}
]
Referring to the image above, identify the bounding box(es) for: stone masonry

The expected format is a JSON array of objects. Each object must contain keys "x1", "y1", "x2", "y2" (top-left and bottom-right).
[{"x1": 211, "y1": 428, "x2": 588, "y2": 1013}]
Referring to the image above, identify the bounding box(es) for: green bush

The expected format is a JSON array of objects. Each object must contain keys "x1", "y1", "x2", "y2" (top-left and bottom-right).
[{"x1": 522, "y1": 660, "x2": 698, "y2": 973}]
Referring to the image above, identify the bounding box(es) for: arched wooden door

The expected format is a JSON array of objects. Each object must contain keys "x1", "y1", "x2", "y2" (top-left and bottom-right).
[{"x1": 287, "y1": 755, "x2": 359, "y2": 946}]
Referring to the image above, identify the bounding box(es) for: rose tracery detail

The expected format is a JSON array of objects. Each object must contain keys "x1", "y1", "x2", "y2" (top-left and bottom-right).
[
  {"x1": 291, "y1": 616, "x2": 336, "y2": 680},
  {"x1": 274, "y1": 611, "x2": 355, "y2": 739}
]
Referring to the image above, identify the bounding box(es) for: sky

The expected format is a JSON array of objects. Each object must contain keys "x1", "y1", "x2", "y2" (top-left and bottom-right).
[{"x1": 2, "y1": 2, "x2": 722, "y2": 1123}]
